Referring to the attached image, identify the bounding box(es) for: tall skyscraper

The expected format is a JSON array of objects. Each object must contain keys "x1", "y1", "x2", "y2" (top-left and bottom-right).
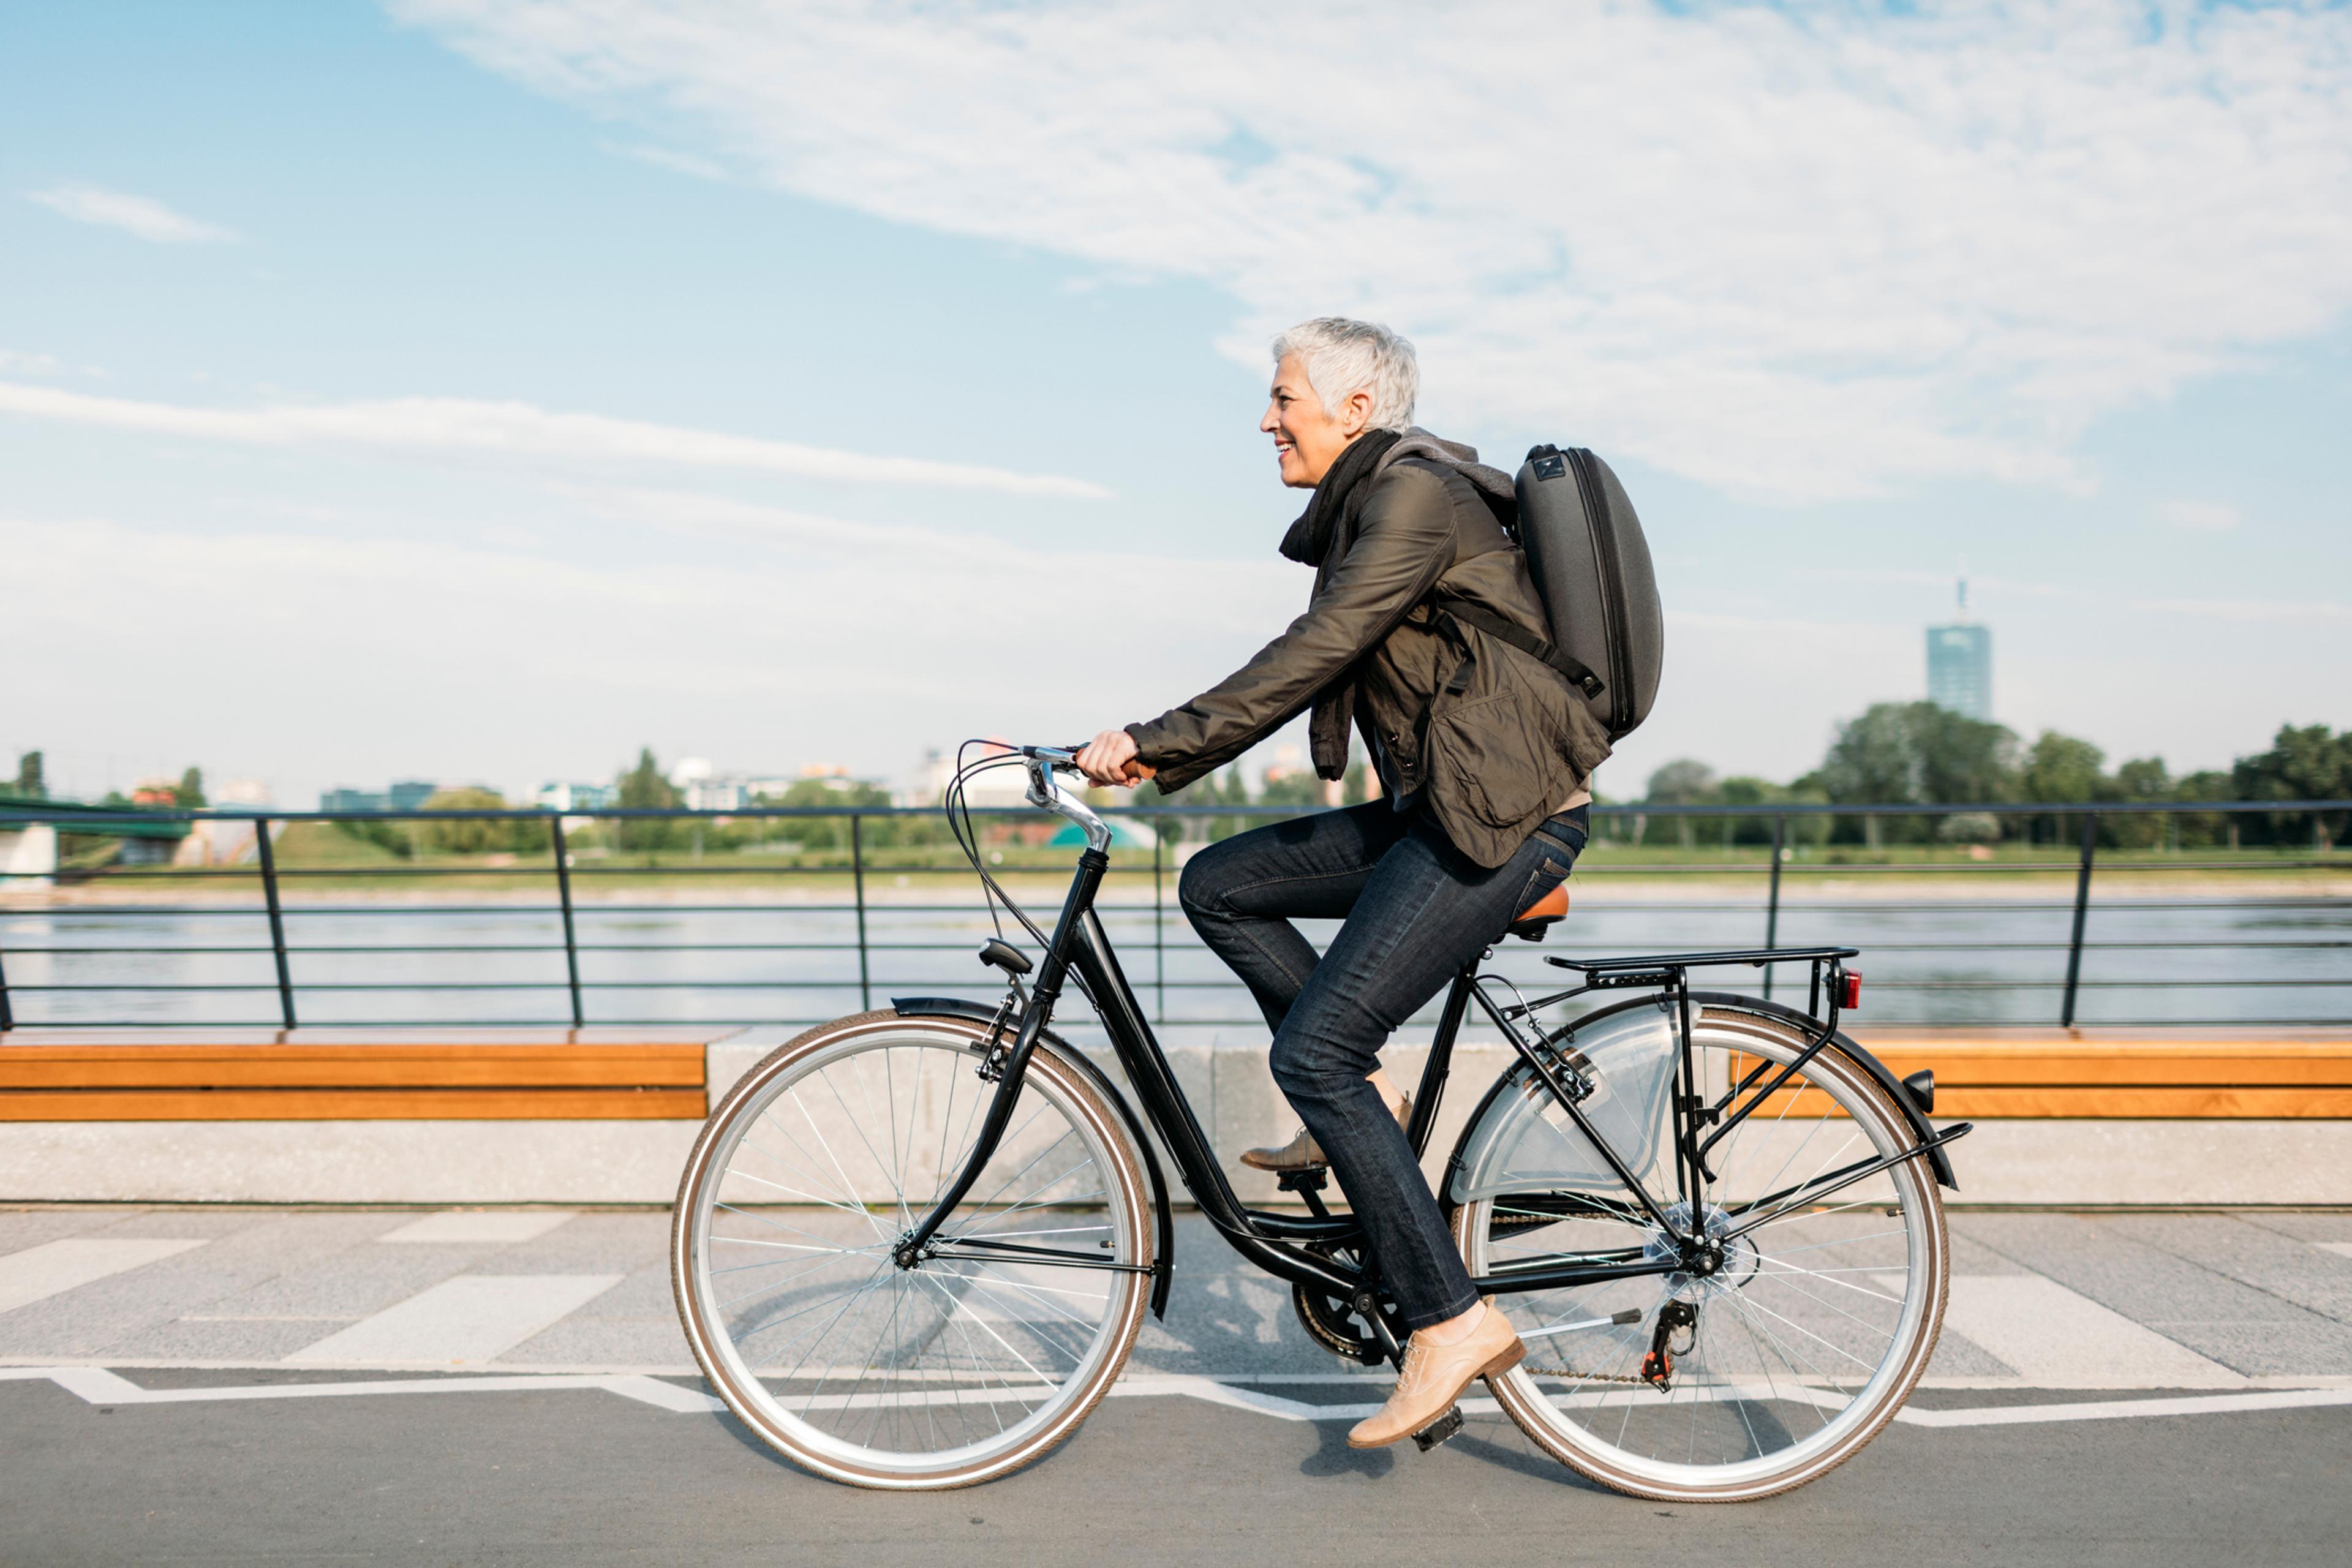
[{"x1": 1927, "y1": 578, "x2": 1992, "y2": 721}]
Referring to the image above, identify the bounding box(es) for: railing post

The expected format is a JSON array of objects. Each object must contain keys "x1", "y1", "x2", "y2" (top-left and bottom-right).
[
  {"x1": 2059, "y1": 810, "x2": 2098, "y2": 1028},
  {"x1": 1153, "y1": 819, "x2": 1166, "y2": 1024},
  {"x1": 1762, "y1": 813, "x2": 1785, "y2": 1000},
  {"x1": 551, "y1": 816, "x2": 584, "y2": 1029},
  {"x1": 0, "y1": 935, "x2": 13, "y2": 1031},
  {"x1": 254, "y1": 815, "x2": 296, "y2": 1030},
  {"x1": 850, "y1": 813, "x2": 871, "y2": 1011}
]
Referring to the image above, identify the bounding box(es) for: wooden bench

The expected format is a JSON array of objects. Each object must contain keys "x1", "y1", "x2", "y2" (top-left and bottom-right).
[
  {"x1": 0, "y1": 1030, "x2": 716, "y2": 1120},
  {"x1": 1845, "y1": 1030, "x2": 2352, "y2": 1118}
]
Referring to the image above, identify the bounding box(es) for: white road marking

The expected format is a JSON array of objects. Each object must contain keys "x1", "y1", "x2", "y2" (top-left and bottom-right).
[
  {"x1": 4, "y1": 1364, "x2": 719, "y2": 1413},
  {"x1": 377, "y1": 1212, "x2": 575, "y2": 1245},
  {"x1": 283, "y1": 1275, "x2": 622, "y2": 1367},
  {"x1": 1915, "y1": 1275, "x2": 2244, "y2": 1388},
  {"x1": 0, "y1": 1238, "x2": 206, "y2": 1316},
  {"x1": 1895, "y1": 1388, "x2": 2352, "y2": 1428},
  {"x1": 8, "y1": 1364, "x2": 2348, "y2": 1429},
  {"x1": 2312, "y1": 1242, "x2": 2352, "y2": 1260}
]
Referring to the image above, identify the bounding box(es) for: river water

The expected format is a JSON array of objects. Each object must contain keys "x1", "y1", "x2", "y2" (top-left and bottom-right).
[{"x1": 4, "y1": 878, "x2": 2346, "y2": 1033}]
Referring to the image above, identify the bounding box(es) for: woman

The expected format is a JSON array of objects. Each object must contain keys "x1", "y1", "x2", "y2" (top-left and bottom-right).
[{"x1": 1076, "y1": 317, "x2": 1613, "y2": 1450}]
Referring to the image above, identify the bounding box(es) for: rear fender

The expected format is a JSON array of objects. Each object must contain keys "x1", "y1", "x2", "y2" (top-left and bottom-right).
[
  {"x1": 1687, "y1": 991, "x2": 1959, "y2": 1190},
  {"x1": 1442, "y1": 992, "x2": 1959, "y2": 1202}
]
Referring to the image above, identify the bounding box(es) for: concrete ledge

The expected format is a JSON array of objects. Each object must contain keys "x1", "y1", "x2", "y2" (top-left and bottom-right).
[
  {"x1": 0, "y1": 1120, "x2": 701, "y2": 1205},
  {"x1": 6, "y1": 1028, "x2": 2348, "y2": 1206}
]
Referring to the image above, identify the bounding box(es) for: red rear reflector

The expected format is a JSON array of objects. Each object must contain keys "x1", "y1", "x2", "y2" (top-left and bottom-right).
[{"x1": 1841, "y1": 971, "x2": 1863, "y2": 1010}]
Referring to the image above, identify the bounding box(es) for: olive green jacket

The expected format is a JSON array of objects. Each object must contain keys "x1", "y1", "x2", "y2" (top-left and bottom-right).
[{"x1": 1126, "y1": 435, "x2": 1612, "y2": 868}]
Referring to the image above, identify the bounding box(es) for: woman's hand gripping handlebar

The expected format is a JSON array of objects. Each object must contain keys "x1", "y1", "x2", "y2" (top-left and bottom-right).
[{"x1": 1072, "y1": 729, "x2": 1157, "y2": 790}]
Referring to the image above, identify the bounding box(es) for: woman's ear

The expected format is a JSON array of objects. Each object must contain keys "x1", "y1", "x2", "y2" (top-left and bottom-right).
[{"x1": 1341, "y1": 385, "x2": 1376, "y2": 437}]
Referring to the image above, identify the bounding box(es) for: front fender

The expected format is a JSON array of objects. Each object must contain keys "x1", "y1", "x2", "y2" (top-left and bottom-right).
[{"x1": 890, "y1": 995, "x2": 1177, "y2": 1316}]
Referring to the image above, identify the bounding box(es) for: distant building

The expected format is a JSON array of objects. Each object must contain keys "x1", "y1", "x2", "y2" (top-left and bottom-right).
[
  {"x1": 1926, "y1": 578, "x2": 1992, "y2": 722},
  {"x1": 535, "y1": 782, "x2": 615, "y2": 813},
  {"x1": 320, "y1": 788, "x2": 388, "y2": 813},
  {"x1": 387, "y1": 780, "x2": 438, "y2": 812},
  {"x1": 680, "y1": 777, "x2": 748, "y2": 812},
  {"x1": 320, "y1": 780, "x2": 442, "y2": 812}
]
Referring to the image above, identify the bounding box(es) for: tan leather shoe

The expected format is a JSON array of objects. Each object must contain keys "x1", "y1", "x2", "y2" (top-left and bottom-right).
[
  {"x1": 1347, "y1": 1302, "x2": 1525, "y2": 1450},
  {"x1": 1238, "y1": 1093, "x2": 1411, "y2": 1172}
]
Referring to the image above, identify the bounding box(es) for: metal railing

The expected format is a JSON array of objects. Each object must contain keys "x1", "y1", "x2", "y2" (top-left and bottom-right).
[{"x1": 1, "y1": 798, "x2": 2345, "y2": 1032}]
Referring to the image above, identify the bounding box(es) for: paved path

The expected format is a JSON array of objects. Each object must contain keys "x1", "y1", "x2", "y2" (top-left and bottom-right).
[{"x1": 4, "y1": 1205, "x2": 2351, "y2": 1564}]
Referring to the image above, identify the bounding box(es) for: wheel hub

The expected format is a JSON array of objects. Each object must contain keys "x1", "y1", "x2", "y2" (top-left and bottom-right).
[{"x1": 1644, "y1": 1202, "x2": 1760, "y2": 1299}]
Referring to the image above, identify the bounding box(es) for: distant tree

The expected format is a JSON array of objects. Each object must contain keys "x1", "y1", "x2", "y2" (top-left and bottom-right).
[
  {"x1": 1820, "y1": 706, "x2": 1920, "y2": 810},
  {"x1": 1194, "y1": 766, "x2": 1253, "y2": 842},
  {"x1": 760, "y1": 775, "x2": 891, "y2": 853},
  {"x1": 1908, "y1": 706, "x2": 2019, "y2": 805},
  {"x1": 2110, "y1": 758, "x2": 2171, "y2": 799},
  {"x1": 175, "y1": 767, "x2": 206, "y2": 809},
  {"x1": 14, "y1": 751, "x2": 45, "y2": 797},
  {"x1": 1643, "y1": 760, "x2": 1718, "y2": 848},
  {"x1": 1820, "y1": 702, "x2": 2018, "y2": 846},
  {"x1": 2103, "y1": 756, "x2": 2174, "y2": 849},
  {"x1": 2171, "y1": 768, "x2": 2237, "y2": 851},
  {"x1": 420, "y1": 788, "x2": 511, "y2": 854},
  {"x1": 2020, "y1": 731, "x2": 2106, "y2": 803},
  {"x1": 616, "y1": 747, "x2": 680, "y2": 852},
  {"x1": 2017, "y1": 729, "x2": 2106, "y2": 845},
  {"x1": 1645, "y1": 760, "x2": 1719, "y2": 804},
  {"x1": 2230, "y1": 724, "x2": 2351, "y2": 848},
  {"x1": 1715, "y1": 775, "x2": 1790, "y2": 847},
  {"x1": 1256, "y1": 770, "x2": 1325, "y2": 810}
]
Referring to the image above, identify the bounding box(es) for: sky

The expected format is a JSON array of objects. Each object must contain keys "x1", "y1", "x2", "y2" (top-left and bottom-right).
[{"x1": 4, "y1": 0, "x2": 2350, "y2": 809}]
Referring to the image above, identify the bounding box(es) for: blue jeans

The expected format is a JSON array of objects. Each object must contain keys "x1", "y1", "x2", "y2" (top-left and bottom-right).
[{"x1": 1178, "y1": 800, "x2": 1589, "y2": 1329}]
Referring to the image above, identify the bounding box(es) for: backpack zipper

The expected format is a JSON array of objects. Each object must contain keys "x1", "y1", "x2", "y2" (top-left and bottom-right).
[{"x1": 1565, "y1": 447, "x2": 1629, "y2": 733}]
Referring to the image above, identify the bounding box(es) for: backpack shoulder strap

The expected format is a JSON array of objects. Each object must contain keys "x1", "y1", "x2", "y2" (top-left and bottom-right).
[{"x1": 1431, "y1": 592, "x2": 1606, "y2": 702}]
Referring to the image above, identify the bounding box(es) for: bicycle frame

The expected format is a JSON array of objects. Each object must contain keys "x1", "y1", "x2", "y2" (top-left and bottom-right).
[{"x1": 897, "y1": 750, "x2": 1967, "y2": 1339}]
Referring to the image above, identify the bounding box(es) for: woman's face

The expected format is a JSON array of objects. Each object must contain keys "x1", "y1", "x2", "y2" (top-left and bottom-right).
[{"x1": 1262, "y1": 352, "x2": 1368, "y2": 488}]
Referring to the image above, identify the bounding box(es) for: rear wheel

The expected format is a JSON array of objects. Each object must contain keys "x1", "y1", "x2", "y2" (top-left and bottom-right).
[
  {"x1": 672, "y1": 1010, "x2": 1153, "y2": 1490},
  {"x1": 1451, "y1": 1000, "x2": 1947, "y2": 1501}
]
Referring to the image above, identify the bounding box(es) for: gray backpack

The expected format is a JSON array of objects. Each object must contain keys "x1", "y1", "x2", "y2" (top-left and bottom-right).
[
  {"x1": 1517, "y1": 445, "x2": 1662, "y2": 740},
  {"x1": 1433, "y1": 445, "x2": 1664, "y2": 740}
]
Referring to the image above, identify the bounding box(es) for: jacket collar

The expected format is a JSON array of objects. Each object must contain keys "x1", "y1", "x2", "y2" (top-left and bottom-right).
[{"x1": 1278, "y1": 428, "x2": 1401, "y2": 567}]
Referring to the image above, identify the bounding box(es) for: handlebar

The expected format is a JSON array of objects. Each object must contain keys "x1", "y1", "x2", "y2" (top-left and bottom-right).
[{"x1": 1020, "y1": 743, "x2": 1156, "y2": 783}]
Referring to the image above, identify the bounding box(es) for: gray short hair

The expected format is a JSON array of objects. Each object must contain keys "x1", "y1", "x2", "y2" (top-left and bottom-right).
[{"x1": 1271, "y1": 317, "x2": 1418, "y2": 433}]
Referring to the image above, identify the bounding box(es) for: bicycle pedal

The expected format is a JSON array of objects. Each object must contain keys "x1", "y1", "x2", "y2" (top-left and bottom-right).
[{"x1": 1411, "y1": 1404, "x2": 1464, "y2": 1452}]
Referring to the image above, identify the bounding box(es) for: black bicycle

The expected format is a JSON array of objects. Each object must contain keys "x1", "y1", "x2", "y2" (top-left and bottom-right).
[{"x1": 671, "y1": 744, "x2": 1969, "y2": 1497}]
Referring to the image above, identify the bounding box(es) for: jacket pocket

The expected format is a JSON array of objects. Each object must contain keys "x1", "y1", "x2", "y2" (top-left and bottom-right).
[{"x1": 1426, "y1": 691, "x2": 1560, "y2": 833}]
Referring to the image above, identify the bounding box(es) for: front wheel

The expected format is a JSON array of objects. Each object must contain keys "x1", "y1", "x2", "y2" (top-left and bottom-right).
[
  {"x1": 671, "y1": 1010, "x2": 1154, "y2": 1490},
  {"x1": 1449, "y1": 998, "x2": 1948, "y2": 1502}
]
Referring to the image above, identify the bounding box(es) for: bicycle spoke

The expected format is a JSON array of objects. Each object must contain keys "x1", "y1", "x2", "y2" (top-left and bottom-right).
[
  {"x1": 1463, "y1": 1016, "x2": 1943, "y2": 1497},
  {"x1": 681, "y1": 1026, "x2": 1143, "y2": 1478}
]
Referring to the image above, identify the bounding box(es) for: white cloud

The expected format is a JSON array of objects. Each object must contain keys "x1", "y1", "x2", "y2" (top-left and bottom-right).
[
  {"x1": 2132, "y1": 597, "x2": 2350, "y2": 625},
  {"x1": 0, "y1": 379, "x2": 1110, "y2": 499},
  {"x1": 392, "y1": 0, "x2": 2352, "y2": 503},
  {"x1": 26, "y1": 184, "x2": 240, "y2": 244},
  {"x1": 0, "y1": 508, "x2": 1295, "y2": 801},
  {"x1": 2158, "y1": 499, "x2": 2242, "y2": 532},
  {"x1": 609, "y1": 143, "x2": 729, "y2": 181},
  {"x1": 0, "y1": 349, "x2": 61, "y2": 375}
]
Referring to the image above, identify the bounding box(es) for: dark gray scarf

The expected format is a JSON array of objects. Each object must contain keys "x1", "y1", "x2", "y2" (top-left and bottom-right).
[{"x1": 1280, "y1": 428, "x2": 1515, "y2": 781}]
